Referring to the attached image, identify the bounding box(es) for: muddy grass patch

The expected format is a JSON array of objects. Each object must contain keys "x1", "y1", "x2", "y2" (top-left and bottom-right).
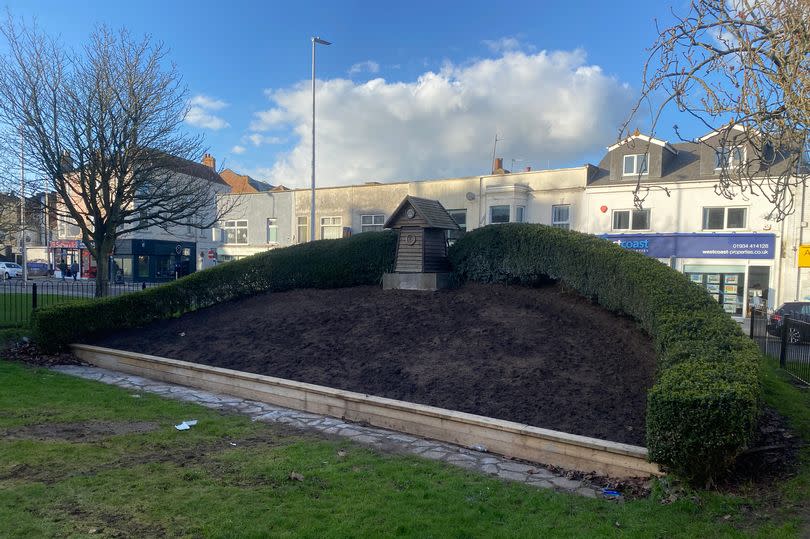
[{"x1": 2, "y1": 420, "x2": 159, "y2": 443}]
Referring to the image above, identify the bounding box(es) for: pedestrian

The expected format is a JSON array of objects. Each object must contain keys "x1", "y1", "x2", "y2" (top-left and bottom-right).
[
  {"x1": 70, "y1": 262, "x2": 79, "y2": 281},
  {"x1": 59, "y1": 259, "x2": 67, "y2": 280}
]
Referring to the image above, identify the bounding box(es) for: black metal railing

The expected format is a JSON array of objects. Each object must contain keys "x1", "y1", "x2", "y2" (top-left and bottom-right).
[
  {"x1": 1, "y1": 278, "x2": 156, "y2": 328},
  {"x1": 751, "y1": 308, "x2": 810, "y2": 384}
]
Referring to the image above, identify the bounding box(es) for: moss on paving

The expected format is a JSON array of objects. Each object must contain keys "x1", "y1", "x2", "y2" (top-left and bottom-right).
[{"x1": 0, "y1": 359, "x2": 806, "y2": 538}]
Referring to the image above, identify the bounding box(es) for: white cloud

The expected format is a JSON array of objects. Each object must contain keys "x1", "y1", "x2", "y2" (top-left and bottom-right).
[
  {"x1": 189, "y1": 95, "x2": 228, "y2": 110},
  {"x1": 231, "y1": 145, "x2": 246, "y2": 154},
  {"x1": 247, "y1": 133, "x2": 285, "y2": 147},
  {"x1": 185, "y1": 94, "x2": 230, "y2": 130},
  {"x1": 252, "y1": 49, "x2": 635, "y2": 188},
  {"x1": 348, "y1": 60, "x2": 380, "y2": 76},
  {"x1": 482, "y1": 37, "x2": 522, "y2": 53}
]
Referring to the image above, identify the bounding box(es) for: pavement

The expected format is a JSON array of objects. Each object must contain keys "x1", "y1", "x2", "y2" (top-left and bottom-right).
[{"x1": 51, "y1": 364, "x2": 617, "y2": 499}]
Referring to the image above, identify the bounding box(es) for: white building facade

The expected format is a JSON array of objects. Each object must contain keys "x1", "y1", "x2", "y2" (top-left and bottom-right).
[{"x1": 216, "y1": 131, "x2": 806, "y2": 318}]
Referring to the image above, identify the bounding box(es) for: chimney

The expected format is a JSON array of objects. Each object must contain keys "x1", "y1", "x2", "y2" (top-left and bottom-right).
[
  {"x1": 202, "y1": 153, "x2": 216, "y2": 170},
  {"x1": 60, "y1": 150, "x2": 73, "y2": 172},
  {"x1": 525, "y1": 166, "x2": 532, "y2": 172},
  {"x1": 493, "y1": 157, "x2": 503, "y2": 173}
]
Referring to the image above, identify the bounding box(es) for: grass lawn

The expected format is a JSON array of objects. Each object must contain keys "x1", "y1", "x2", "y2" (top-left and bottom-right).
[
  {"x1": 0, "y1": 360, "x2": 808, "y2": 538},
  {"x1": 0, "y1": 293, "x2": 81, "y2": 327}
]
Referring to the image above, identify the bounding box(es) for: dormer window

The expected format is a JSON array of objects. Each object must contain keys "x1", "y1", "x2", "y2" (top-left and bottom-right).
[
  {"x1": 623, "y1": 154, "x2": 648, "y2": 176},
  {"x1": 715, "y1": 146, "x2": 745, "y2": 169}
]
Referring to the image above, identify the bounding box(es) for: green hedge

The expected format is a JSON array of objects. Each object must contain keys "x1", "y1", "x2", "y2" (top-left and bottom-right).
[
  {"x1": 32, "y1": 231, "x2": 397, "y2": 352},
  {"x1": 449, "y1": 223, "x2": 761, "y2": 484}
]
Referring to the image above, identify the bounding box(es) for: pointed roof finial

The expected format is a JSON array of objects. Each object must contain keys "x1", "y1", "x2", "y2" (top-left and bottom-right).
[{"x1": 632, "y1": 127, "x2": 641, "y2": 137}]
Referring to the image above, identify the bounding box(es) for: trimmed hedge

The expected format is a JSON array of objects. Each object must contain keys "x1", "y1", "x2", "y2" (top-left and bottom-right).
[
  {"x1": 449, "y1": 223, "x2": 761, "y2": 484},
  {"x1": 32, "y1": 231, "x2": 397, "y2": 352}
]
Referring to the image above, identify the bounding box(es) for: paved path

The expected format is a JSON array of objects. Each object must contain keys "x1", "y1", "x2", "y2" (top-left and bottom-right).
[{"x1": 52, "y1": 364, "x2": 608, "y2": 499}]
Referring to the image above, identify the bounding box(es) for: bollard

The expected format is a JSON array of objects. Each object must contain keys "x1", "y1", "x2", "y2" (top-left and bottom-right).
[
  {"x1": 749, "y1": 309, "x2": 755, "y2": 339},
  {"x1": 780, "y1": 315, "x2": 790, "y2": 368},
  {"x1": 31, "y1": 282, "x2": 37, "y2": 310}
]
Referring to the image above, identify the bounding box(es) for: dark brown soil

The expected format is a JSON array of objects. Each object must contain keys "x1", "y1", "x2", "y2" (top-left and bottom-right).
[{"x1": 92, "y1": 283, "x2": 657, "y2": 445}]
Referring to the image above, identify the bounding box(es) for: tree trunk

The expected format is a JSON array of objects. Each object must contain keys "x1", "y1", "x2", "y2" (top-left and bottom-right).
[{"x1": 94, "y1": 242, "x2": 112, "y2": 298}]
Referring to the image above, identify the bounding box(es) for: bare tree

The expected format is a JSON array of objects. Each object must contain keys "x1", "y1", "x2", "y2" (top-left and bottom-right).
[
  {"x1": 0, "y1": 18, "x2": 234, "y2": 295},
  {"x1": 0, "y1": 192, "x2": 20, "y2": 259},
  {"x1": 625, "y1": 0, "x2": 809, "y2": 220}
]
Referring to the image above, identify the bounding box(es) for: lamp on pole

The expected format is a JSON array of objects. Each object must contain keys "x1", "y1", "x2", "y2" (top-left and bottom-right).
[
  {"x1": 19, "y1": 126, "x2": 27, "y2": 282},
  {"x1": 310, "y1": 36, "x2": 331, "y2": 242}
]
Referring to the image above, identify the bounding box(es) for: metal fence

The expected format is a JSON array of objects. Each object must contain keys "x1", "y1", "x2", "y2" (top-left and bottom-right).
[
  {"x1": 751, "y1": 308, "x2": 810, "y2": 384},
  {"x1": 1, "y1": 279, "x2": 157, "y2": 327}
]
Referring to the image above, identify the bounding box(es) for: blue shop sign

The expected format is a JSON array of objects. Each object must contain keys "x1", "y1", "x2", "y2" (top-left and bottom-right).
[{"x1": 600, "y1": 233, "x2": 775, "y2": 259}]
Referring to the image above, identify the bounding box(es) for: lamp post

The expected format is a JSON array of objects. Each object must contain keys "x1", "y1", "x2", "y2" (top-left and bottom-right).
[
  {"x1": 19, "y1": 126, "x2": 27, "y2": 282},
  {"x1": 310, "y1": 36, "x2": 331, "y2": 242}
]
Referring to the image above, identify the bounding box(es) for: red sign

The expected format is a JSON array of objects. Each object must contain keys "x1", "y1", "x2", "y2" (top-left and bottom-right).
[
  {"x1": 49, "y1": 240, "x2": 86, "y2": 249},
  {"x1": 600, "y1": 205, "x2": 608, "y2": 213},
  {"x1": 207, "y1": 249, "x2": 216, "y2": 260}
]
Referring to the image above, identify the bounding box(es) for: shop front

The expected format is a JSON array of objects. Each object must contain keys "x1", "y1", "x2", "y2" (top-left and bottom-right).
[
  {"x1": 111, "y1": 239, "x2": 196, "y2": 283},
  {"x1": 48, "y1": 239, "x2": 97, "y2": 279},
  {"x1": 601, "y1": 232, "x2": 776, "y2": 318}
]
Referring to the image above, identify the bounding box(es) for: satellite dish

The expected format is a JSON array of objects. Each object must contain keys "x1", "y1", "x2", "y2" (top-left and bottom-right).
[{"x1": 465, "y1": 192, "x2": 476, "y2": 201}]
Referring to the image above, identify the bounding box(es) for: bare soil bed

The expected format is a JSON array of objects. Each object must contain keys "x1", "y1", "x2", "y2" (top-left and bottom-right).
[{"x1": 91, "y1": 283, "x2": 656, "y2": 445}]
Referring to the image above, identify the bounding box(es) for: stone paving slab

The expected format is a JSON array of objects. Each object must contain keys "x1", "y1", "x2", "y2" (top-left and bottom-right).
[{"x1": 51, "y1": 364, "x2": 608, "y2": 499}]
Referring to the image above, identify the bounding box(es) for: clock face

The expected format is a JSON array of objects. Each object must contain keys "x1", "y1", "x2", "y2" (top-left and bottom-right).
[{"x1": 406, "y1": 208, "x2": 416, "y2": 219}]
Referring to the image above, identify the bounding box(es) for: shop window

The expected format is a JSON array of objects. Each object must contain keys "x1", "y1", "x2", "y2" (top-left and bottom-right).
[
  {"x1": 136, "y1": 255, "x2": 149, "y2": 279},
  {"x1": 111, "y1": 257, "x2": 133, "y2": 281},
  {"x1": 447, "y1": 209, "x2": 467, "y2": 242},
  {"x1": 702, "y1": 207, "x2": 747, "y2": 230},
  {"x1": 266, "y1": 218, "x2": 278, "y2": 243},
  {"x1": 223, "y1": 220, "x2": 248, "y2": 244},
  {"x1": 552, "y1": 205, "x2": 570, "y2": 230},
  {"x1": 685, "y1": 268, "x2": 745, "y2": 316},
  {"x1": 320, "y1": 216, "x2": 342, "y2": 239},
  {"x1": 360, "y1": 214, "x2": 385, "y2": 233},
  {"x1": 489, "y1": 205, "x2": 510, "y2": 224},
  {"x1": 715, "y1": 146, "x2": 745, "y2": 169},
  {"x1": 612, "y1": 209, "x2": 650, "y2": 230},
  {"x1": 623, "y1": 154, "x2": 648, "y2": 176},
  {"x1": 297, "y1": 216, "x2": 308, "y2": 243}
]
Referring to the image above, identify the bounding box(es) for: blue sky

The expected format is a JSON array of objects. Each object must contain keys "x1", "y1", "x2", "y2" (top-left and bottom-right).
[{"x1": 3, "y1": 0, "x2": 701, "y2": 187}]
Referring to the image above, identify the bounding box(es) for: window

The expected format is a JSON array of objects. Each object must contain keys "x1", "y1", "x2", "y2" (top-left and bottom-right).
[
  {"x1": 360, "y1": 214, "x2": 385, "y2": 233},
  {"x1": 320, "y1": 216, "x2": 343, "y2": 239},
  {"x1": 266, "y1": 218, "x2": 278, "y2": 243},
  {"x1": 623, "y1": 154, "x2": 648, "y2": 176},
  {"x1": 702, "y1": 207, "x2": 747, "y2": 230},
  {"x1": 297, "y1": 216, "x2": 308, "y2": 243},
  {"x1": 515, "y1": 206, "x2": 526, "y2": 223},
  {"x1": 447, "y1": 209, "x2": 467, "y2": 242},
  {"x1": 490, "y1": 205, "x2": 510, "y2": 224},
  {"x1": 223, "y1": 220, "x2": 248, "y2": 244},
  {"x1": 552, "y1": 205, "x2": 570, "y2": 230},
  {"x1": 199, "y1": 227, "x2": 206, "y2": 238},
  {"x1": 612, "y1": 209, "x2": 650, "y2": 230},
  {"x1": 715, "y1": 146, "x2": 745, "y2": 169},
  {"x1": 136, "y1": 255, "x2": 150, "y2": 279}
]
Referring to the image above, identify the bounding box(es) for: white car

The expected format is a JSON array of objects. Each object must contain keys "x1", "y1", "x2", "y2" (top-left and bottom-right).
[{"x1": 0, "y1": 262, "x2": 23, "y2": 280}]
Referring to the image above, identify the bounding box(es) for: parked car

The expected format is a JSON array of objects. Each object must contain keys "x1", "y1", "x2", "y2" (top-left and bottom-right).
[
  {"x1": 767, "y1": 302, "x2": 810, "y2": 343},
  {"x1": 0, "y1": 261, "x2": 23, "y2": 280},
  {"x1": 26, "y1": 261, "x2": 50, "y2": 277}
]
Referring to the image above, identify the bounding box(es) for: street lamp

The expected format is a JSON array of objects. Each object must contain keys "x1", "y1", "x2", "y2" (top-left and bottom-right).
[
  {"x1": 19, "y1": 126, "x2": 27, "y2": 282},
  {"x1": 310, "y1": 36, "x2": 331, "y2": 242}
]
